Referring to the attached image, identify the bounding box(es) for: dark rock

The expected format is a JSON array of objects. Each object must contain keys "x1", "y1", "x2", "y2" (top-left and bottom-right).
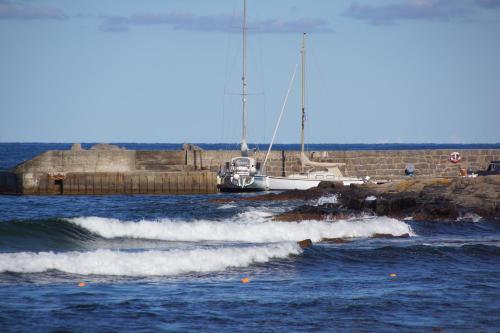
[
  {"x1": 372, "y1": 233, "x2": 410, "y2": 239},
  {"x1": 375, "y1": 195, "x2": 418, "y2": 216},
  {"x1": 321, "y1": 238, "x2": 351, "y2": 244},
  {"x1": 363, "y1": 197, "x2": 377, "y2": 210},
  {"x1": 417, "y1": 200, "x2": 459, "y2": 221},
  {"x1": 273, "y1": 204, "x2": 365, "y2": 222},
  {"x1": 240, "y1": 189, "x2": 325, "y2": 202},
  {"x1": 345, "y1": 196, "x2": 365, "y2": 210},
  {"x1": 297, "y1": 239, "x2": 313, "y2": 249},
  {"x1": 317, "y1": 181, "x2": 344, "y2": 190}
]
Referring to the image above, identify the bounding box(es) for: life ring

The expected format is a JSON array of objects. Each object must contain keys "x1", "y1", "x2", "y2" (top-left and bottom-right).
[{"x1": 450, "y1": 152, "x2": 461, "y2": 163}]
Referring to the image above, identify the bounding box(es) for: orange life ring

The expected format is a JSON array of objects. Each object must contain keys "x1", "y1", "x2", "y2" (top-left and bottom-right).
[{"x1": 450, "y1": 152, "x2": 461, "y2": 163}]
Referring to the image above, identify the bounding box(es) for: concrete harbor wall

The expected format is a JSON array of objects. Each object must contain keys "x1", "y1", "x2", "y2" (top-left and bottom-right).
[
  {"x1": 1, "y1": 143, "x2": 499, "y2": 195},
  {"x1": 0, "y1": 170, "x2": 217, "y2": 195},
  {"x1": 0, "y1": 144, "x2": 216, "y2": 195},
  {"x1": 24, "y1": 171, "x2": 216, "y2": 195}
]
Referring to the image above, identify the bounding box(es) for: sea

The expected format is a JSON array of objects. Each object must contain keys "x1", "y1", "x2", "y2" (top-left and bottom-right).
[{"x1": 1, "y1": 143, "x2": 499, "y2": 332}]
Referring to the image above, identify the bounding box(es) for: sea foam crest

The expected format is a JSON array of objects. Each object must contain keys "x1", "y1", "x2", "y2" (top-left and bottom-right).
[
  {"x1": 217, "y1": 204, "x2": 237, "y2": 210},
  {"x1": 68, "y1": 216, "x2": 414, "y2": 243},
  {"x1": 312, "y1": 194, "x2": 338, "y2": 206},
  {"x1": 0, "y1": 243, "x2": 301, "y2": 276}
]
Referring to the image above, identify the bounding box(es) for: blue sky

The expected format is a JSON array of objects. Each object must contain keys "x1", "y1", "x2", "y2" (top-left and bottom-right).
[{"x1": 0, "y1": 0, "x2": 499, "y2": 143}]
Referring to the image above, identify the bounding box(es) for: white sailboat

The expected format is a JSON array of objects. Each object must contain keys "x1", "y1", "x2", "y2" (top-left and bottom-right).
[
  {"x1": 218, "y1": 0, "x2": 266, "y2": 192},
  {"x1": 264, "y1": 33, "x2": 363, "y2": 191}
]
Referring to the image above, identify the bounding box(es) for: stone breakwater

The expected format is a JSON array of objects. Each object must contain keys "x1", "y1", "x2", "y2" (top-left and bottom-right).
[
  {"x1": 205, "y1": 149, "x2": 500, "y2": 178},
  {"x1": 0, "y1": 143, "x2": 499, "y2": 195},
  {"x1": 0, "y1": 144, "x2": 217, "y2": 195}
]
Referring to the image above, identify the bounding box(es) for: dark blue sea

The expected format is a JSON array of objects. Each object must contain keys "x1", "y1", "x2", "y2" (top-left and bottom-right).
[{"x1": 1, "y1": 143, "x2": 500, "y2": 332}]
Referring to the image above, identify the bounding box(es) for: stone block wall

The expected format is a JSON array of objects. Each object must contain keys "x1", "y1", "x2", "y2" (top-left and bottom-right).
[
  {"x1": 200, "y1": 149, "x2": 500, "y2": 178},
  {"x1": 135, "y1": 151, "x2": 189, "y2": 171},
  {"x1": 12, "y1": 149, "x2": 136, "y2": 174}
]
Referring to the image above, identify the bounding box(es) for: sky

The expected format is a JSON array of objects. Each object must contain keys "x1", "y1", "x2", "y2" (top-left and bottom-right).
[{"x1": 0, "y1": 0, "x2": 499, "y2": 144}]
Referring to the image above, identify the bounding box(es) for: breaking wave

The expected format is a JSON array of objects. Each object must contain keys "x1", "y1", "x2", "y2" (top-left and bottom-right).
[
  {"x1": 0, "y1": 243, "x2": 301, "y2": 276},
  {"x1": 68, "y1": 215, "x2": 414, "y2": 243}
]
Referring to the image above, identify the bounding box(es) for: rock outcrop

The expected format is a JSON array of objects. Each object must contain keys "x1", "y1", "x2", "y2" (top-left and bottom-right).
[{"x1": 269, "y1": 176, "x2": 500, "y2": 221}]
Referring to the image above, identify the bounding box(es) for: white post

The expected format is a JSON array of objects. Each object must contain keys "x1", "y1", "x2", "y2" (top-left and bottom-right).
[
  {"x1": 241, "y1": 0, "x2": 249, "y2": 157},
  {"x1": 300, "y1": 33, "x2": 306, "y2": 172}
]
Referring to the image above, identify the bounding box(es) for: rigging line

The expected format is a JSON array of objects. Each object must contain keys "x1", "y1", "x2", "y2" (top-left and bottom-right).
[
  {"x1": 262, "y1": 58, "x2": 300, "y2": 173},
  {"x1": 263, "y1": 92, "x2": 266, "y2": 143}
]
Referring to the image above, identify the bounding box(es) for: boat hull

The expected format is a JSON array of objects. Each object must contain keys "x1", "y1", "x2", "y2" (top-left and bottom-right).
[
  {"x1": 217, "y1": 175, "x2": 268, "y2": 192},
  {"x1": 267, "y1": 176, "x2": 363, "y2": 191},
  {"x1": 267, "y1": 176, "x2": 320, "y2": 190}
]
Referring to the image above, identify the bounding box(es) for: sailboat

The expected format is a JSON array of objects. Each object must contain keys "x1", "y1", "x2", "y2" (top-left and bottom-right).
[
  {"x1": 264, "y1": 33, "x2": 363, "y2": 191},
  {"x1": 218, "y1": 0, "x2": 267, "y2": 192}
]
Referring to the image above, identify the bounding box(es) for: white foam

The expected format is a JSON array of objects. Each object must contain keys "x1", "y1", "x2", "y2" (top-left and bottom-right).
[
  {"x1": 0, "y1": 243, "x2": 301, "y2": 276},
  {"x1": 457, "y1": 212, "x2": 482, "y2": 223},
  {"x1": 235, "y1": 209, "x2": 274, "y2": 220},
  {"x1": 217, "y1": 204, "x2": 237, "y2": 210},
  {"x1": 312, "y1": 194, "x2": 338, "y2": 206},
  {"x1": 68, "y1": 216, "x2": 415, "y2": 243}
]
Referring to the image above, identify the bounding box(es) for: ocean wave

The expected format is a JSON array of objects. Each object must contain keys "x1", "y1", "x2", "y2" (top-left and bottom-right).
[
  {"x1": 68, "y1": 216, "x2": 414, "y2": 243},
  {"x1": 0, "y1": 218, "x2": 97, "y2": 248},
  {"x1": 0, "y1": 243, "x2": 301, "y2": 276}
]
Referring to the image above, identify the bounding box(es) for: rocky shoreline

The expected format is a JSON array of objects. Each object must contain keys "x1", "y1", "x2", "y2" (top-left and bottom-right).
[
  {"x1": 280, "y1": 175, "x2": 500, "y2": 222},
  {"x1": 216, "y1": 175, "x2": 500, "y2": 222}
]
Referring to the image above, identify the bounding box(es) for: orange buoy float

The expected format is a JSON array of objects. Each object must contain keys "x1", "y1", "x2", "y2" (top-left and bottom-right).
[
  {"x1": 241, "y1": 277, "x2": 250, "y2": 284},
  {"x1": 77, "y1": 282, "x2": 87, "y2": 287}
]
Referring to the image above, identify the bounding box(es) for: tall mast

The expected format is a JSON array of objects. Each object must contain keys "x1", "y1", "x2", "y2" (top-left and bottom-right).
[
  {"x1": 241, "y1": 0, "x2": 249, "y2": 157},
  {"x1": 300, "y1": 33, "x2": 306, "y2": 171}
]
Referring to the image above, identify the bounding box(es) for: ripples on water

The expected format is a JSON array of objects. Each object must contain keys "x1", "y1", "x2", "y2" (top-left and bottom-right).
[
  {"x1": 1, "y1": 144, "x2": 500, "y2": 332},
  {"x1": 1, "y1": 194, "x2": 499, "y2": 332}
]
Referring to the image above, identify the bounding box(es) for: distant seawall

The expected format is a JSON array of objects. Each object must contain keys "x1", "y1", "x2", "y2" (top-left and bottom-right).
[
  {"x1": 0, "y1": 143, "x2": 499, "y2": 195},
  {"x1": 0, "y1": 144, "x2": 216, "y2": 195}
]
